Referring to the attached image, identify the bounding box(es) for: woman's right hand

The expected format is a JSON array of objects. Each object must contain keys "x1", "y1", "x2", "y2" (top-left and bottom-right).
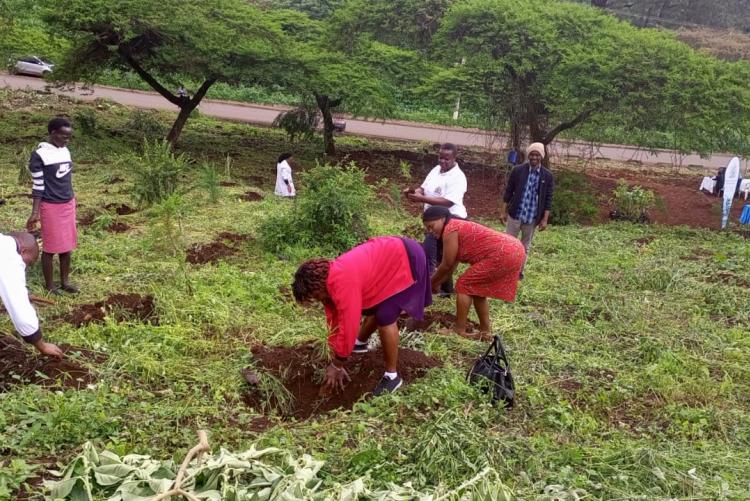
[
  {"x1": 320, "y1": 362, "x2": 350, "y2": 396},
  {"x1": 26, "y1": 213, "x2": 40, "y2": 231}
]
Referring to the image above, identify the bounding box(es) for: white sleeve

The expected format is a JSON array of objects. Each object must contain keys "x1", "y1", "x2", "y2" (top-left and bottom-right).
[
  {"x1": 421, "y1": 167, "x2": 438, "y2": 191},
  {"x1": 0, "y1": 261, "x2": 40, "y2": 340},
  {"x1": 282, "y1": 165, "x2": 292, "y2": 181},
  {"x1": 442, "y1": 171, "x2": 467, "y2": 206}
]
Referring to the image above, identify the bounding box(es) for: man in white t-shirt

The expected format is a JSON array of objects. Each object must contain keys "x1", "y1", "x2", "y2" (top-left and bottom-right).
[
  {"x1": 404, "y1": 143, "x2": 468, "y2": 295},
  {"x1": 274, "y1": 153, "x2": 296, "y2": 197},
  {"x1": 0, "y1": 232, "x2": 63, "y2": 357}
]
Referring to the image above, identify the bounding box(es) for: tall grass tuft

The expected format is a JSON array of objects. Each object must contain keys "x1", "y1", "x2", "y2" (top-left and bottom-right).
[{"x1": 126, "y1": 140, "x2": 189, "y2": 207}]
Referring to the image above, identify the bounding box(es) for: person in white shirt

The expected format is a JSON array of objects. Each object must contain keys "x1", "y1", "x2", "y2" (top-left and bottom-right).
[
  {"x1": 0, "y1": 232, "x2": 63, "y2": 357},
  {"x1": 274, "y1": 153, "x2": 296, "y2": 197},
  {"x1": 403, "y1": 143, "x2": 468, "y2": 295}
]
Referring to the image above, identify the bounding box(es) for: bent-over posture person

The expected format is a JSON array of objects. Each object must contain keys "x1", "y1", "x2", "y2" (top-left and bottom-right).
[
  {"x1": 0, "y1": 232, "x2": 64, "y2": 357},
  {"x1": 423, "y1": 206, "x2": 525, "y2": 338},
  {"x1": 26, "y1": 117, "x2": 79, "y2": 294},
  {"x1": 292, "y1": 236, "x2": 432, "y2": 396}
]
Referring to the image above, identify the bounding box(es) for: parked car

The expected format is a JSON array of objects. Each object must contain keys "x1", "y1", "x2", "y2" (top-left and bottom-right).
[
  {"x1": 11, "y1": 56, "x2": 54, "y2": 77},
  {"x1": 332, "y1": 119, "x2": 346, "y2": 133}
]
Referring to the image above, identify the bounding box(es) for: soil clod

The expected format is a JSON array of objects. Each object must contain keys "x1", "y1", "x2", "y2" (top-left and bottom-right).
[
  {"x1": 241, "y1": 191, "x2": 263, "y2": 202},
  {"x1": 243, "y1": 343, "x2": 441, "y2": 421},
  {"x1": 186, "y1": 232, "x2": 251, "y2": 264},
  {"x1": 399, "y1": 310, "x2": 478, "y2": 333},
  {"x1": 62, "y1": 293, "x2": 157, "y2": 327},
  {"x1": 106, "y1": 222, "x2": 131, "y2": 233},
  {"x1": 104, "y1": 203, "x2": 137, "y2": 215},
  {"x1": 0, "y1": 336, "x2": 100, "y2": 391}
]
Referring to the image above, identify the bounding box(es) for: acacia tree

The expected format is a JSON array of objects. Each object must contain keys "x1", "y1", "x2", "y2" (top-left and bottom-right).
[
  {"x1": 432, "y1": 0, "x2": 750, "y2": 155},
  {"x1": 45, "y1": 0, "x2": 282, "y2": 145}
]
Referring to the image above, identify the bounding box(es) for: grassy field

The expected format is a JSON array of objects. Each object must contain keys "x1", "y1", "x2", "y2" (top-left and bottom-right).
[{"x1": 0, "y1": 89, "x2": 749, "y2": 499}]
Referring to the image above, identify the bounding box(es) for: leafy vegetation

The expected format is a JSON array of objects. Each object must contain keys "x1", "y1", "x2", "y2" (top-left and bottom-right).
[
  {"x1": 548, "y1": 172, "x2": 599, "y2": 225},
  {"x1": 259, "y1": 162, "x2": 374, "y2": 253},
  {"x1": 610, "y1": 180, "x2": 659, "y2": 223},
  {"x1": 127, "y1": 140, "x2": 189, "y2": 207}
]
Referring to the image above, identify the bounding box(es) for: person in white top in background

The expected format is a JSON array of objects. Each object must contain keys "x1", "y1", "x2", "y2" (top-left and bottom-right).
[
  {"x1": 404, "y1": 143, "x2": 468, "y2": 296},
  {"x1": 274, "y1": 153, "x2": 296, "y2": 197},
  {"x1": 0, "y1": 232, "x2": 64, "y2": 357}
]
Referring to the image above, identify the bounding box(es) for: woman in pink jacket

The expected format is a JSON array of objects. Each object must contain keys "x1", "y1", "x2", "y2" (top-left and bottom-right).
[{"x1": 292, "y1": 236, "x2": 431, "y2": 396}]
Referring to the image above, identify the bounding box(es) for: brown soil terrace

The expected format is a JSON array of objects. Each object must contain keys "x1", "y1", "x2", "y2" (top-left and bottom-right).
[
  {"x1": 0, "y1": 335, "x2": 101, "y2": 391},
  {"x1": 61, "y1": 293, "x2": 157, "y2": 327},
  {"x1": 186, "y1": 232, "x2": 252, "y2": 264},
  {"x1": 243, "y1": 342, "x2": 441, "y2": 420}
]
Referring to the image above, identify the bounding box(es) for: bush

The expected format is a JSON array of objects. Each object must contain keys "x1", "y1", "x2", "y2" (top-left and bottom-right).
[
  {"x1": 126, "y1": 109, "x2": 164, "y2": 140},
  {"x1": 196, "y1": 162, "x2": 221, "y2": 203},
  {"x1": 73, "y1": 108, "x2": 97, "y2": 135},
  {"x1": 609, "y1": 180, "x2": 657, "y2": 223},
  {"x1": 272, "y1": 103, "x2": 319, "y2": 142},
  {"x1": 548, "y1": 171, "x2": 598, "y2": 225},
  {"x1": 259, "y1": 162, "x2": 374, "y2": 253},
  {"x1": 127, "y1": 140, "x2": 188, "y2": 207}
]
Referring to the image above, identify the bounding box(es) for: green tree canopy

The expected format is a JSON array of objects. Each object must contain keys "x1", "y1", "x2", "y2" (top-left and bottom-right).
[{"x1": 45, "y1": 0, "x2": 283, "y2": 144}]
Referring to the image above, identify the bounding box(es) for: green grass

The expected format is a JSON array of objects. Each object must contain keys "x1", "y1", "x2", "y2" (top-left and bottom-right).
[{"x1": 0, "y1": 89, "x2": 749, "y2": 499}]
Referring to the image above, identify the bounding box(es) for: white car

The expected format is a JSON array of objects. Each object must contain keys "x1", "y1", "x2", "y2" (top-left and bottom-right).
[{"x1": 13, "y1": 56, "x2": 54, "y2": 77}]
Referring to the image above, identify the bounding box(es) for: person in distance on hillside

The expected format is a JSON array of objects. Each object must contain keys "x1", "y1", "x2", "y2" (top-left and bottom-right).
[
  {"x1": 500, "y1": 142, "x2": 554, "y2": 276},
  {"x1": 403, "y1": 143, "x2": 468, "y2": 297},
  {"x1": 0, "y1": 231, "x2": 64, "y2": 357},
  {"x1": 292, "y1": 236, "x2": 432, "y2": 396},
  {"x1": 423, "y1": 206, "x2": 525, "y2": 339},
  {"x1": 274, "y1": 153, "x2": 296, "y2": 197},
  {"x1": 26, "y1": 117, "x2": 79, "y2": 295}
]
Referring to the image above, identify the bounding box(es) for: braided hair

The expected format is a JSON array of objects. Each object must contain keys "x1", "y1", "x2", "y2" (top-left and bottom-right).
[{"x1": 292, "y1": 258, "x2": 331, "y2": 302}]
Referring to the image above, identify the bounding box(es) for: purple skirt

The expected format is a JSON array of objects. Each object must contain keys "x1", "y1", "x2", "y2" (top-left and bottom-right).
[{"x1": 362, "y1": 237, "x2": 432, "y2": 326}]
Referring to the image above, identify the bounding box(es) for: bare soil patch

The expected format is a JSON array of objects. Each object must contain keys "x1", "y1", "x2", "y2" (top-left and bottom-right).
[
  {"x1": 77, "y1": 211, "x2": 95, "y2": 226},
  {"x1": 104, "y1": 203, "x2": 138, "y2": 215},
  {"x1": 398, "y1": 310, "x2": 479, "y2": 334},
  {"x1": 186, "y1": 232, "x2": 251, "y2": 264},
  {"x1": 243, "y1": 342, "x2": 441, "y2": 420},
  {"x1": 62, "y1": 293, "x2": 157, "y2": 327},
  {"x1": 220, "y1": 180, "x2": 239, "y2": 187},
  {"x1": 708, "y1": 271, "x2": 750, "y2": 289},
  {"x1": 0, "y1": 335, "x2": 102, "y2": 391},
  {"x1": 106, "y1": 222, "x2": 131, "y2": 233},
  {"x1": 241, "y1": 191, "x2": 263, "y2": 202}
]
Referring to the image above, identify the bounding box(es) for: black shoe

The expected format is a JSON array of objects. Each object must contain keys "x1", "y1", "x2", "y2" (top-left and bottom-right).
[
  {"x1": 351, "y1": 343, "x2": 369, "y2": 354},
  {"x1": 61, "y1": 283, "x2": 80, "y2": 294},
  {"x1": 372, "y1": 376, "x2": 403, "y2": 396}
]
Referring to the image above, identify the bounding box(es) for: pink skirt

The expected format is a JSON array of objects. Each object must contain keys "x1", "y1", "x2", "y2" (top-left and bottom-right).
[{"x1": 40, "y1": 198, "x2": 77, "y2": 254}]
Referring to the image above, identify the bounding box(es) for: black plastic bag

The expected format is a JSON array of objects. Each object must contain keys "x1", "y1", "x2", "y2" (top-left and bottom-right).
[{"x1": 467, "y1": 335, "x2": 515, "y2": 408}]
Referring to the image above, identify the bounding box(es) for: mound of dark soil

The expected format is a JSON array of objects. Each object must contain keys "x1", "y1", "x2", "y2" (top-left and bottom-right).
[
  {"x1": 186, "y1": 232, "x2": 251, "y2": 264},
  {"x1": 62, "y1": 293, "x2": 157, "y2": 327},
  {"x1": 241, "y1": 191, "x2": 263, "y2": 202},
  {"x1": 0, "y1": 336, "x2": 101, "y2": 391},
  {"x1": 398, "y1": 310, "x2": 479, "y2": 334},
  {"x1": 220, "y1": 180, "x2": 238, "y2": 187},
  {"x1": 104, "y1": 203, "x2": 137, "y2": 215},
  {"x1": 77, "y1": 211, "x2": 96, "y2": 226},
  {"x1": 106, "y1": 222, "x2": 131, "y2": 233},
  {"x1": 243, "y1": 343, "x2": 441, "y2": 420}
]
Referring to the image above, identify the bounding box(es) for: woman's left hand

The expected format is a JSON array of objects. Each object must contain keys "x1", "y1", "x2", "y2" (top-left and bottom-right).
[{"x1": 320, "y1": 362, "x2": 350, "y2": 396}]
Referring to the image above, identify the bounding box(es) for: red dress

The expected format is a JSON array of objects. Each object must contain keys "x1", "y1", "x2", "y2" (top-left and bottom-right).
[{"x1": 443, "y1": 219, "x2": 526, "y2": 302}]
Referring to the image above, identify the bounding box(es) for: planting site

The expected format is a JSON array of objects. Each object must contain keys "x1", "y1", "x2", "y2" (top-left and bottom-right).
[{"x1": 0, "y1": 89, "x2": 749, "y2": 499}]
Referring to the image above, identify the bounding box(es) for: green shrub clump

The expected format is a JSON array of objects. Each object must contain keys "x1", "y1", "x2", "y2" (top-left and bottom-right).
[
  {"x1": 610, "y1": 180, "x2": 658, "y2": 223},
  {"x1": 126, "y1": 140, "x2": 188, "y2": 207},
  {"x1": 260, "y1": 162, "x2": 374, "y2": 254},
  {"x1": 548, "y1": 171, "x2": 598, "y2": 225}
]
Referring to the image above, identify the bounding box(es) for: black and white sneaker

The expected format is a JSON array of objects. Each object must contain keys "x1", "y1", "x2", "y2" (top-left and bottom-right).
[
  {"x1": 351, "y1": 342, "x2": 369, "y2": 354},
  {"x1": 372, "y1": 376, "x2": 403, "y2": 396}
]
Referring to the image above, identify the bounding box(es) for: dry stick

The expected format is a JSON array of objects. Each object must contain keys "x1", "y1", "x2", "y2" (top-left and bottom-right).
[
  {"x1": 151, "y1": 430, "x2": 210, "y2": 501},
  {"x1": 30, "y1": 295, "x2": 55, "y2": 306}
]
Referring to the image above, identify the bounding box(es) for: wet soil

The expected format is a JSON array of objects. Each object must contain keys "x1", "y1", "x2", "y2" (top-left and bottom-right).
[
  {"x1": 77, "y1": 211, "x2": 95, "y2": 226},
  {"x1": 0, "y1": 335, "x2": 102, "y2": 391},
  {"x1": 241, "y1": 191, "x2": 263, "y2": 202},
  {"x1": 185, "y1": 232, "x2": 252, "y2": 264},
  {"x1": 103, "y1": 203, "x2": 138, "y2": 215},
  {"x1": 62, "y1": 293, "x2": 157, "y2": 327},
  {"x1": 243, "y1": 343, "x2": 441, "y2": 420}
]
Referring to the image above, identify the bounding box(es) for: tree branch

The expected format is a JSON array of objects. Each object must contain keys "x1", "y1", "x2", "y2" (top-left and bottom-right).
[
  {"x1": 117, "y1": 47, "x2": 180, "y2": 106},
  {"x1": 542, "y1": 108, "x2": 595, "y2": 144}
]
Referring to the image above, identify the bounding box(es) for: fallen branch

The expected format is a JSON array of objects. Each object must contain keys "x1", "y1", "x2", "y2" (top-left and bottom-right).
[
  {"x1": 30, "y1": 295, "x2": 56, "y2": 306},
  {"x1": 151, "y1": 430, "x2": 210, "y2": 501}
]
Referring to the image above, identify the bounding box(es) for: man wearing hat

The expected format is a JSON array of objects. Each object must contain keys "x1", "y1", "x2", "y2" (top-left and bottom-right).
[{"x1": 500, "y1": 142, "x2": 554, "y2": 275}]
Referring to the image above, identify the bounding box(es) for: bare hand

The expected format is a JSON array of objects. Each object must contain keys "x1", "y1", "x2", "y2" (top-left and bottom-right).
[
  {"x1": 538, "y1": 219, "x2": 549, "y2": 231},
  {"x1": 499, "y1": 212, "x2": 508, "y2": 225},
  {"x1": 320, "y1": 363, "x2": 350, "y2": 396},
  {"x1": 36, "y1": 341, "x2": 64, "y2": 358},
  {"x1": 26, "y1": 214, "x2": 40, "y2": 231}
]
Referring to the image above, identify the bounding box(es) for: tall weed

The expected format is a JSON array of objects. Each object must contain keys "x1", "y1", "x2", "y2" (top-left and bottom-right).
[{"x1": 127, "y1": 140, "x2": 188, "y2": 207}]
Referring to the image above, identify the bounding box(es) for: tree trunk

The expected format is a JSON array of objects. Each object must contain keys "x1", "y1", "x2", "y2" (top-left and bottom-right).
[
  {"x1": 315, "y1": 93, "x2": 341, "y2": 156},
  {"x1": 165, "y1": 78, "x2": 215, "y2": 145}
]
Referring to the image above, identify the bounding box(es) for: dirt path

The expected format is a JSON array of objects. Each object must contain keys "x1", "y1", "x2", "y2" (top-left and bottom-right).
[{"x1": 2, "y1": 73, "x2": 747, "y2": 171}]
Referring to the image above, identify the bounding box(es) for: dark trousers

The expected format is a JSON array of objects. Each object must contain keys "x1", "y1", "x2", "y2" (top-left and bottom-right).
[{"x1": 423, "y1": 233, "x2": 454, "y2": 294}]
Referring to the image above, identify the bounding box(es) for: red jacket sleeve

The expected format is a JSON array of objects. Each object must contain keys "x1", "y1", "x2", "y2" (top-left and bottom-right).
[{"x1": 325, "y1": 277, "x2": 362, "y2": 358}]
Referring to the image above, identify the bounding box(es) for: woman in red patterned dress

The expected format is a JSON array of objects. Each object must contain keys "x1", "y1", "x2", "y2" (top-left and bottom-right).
[{"x1": 422, "y1": 206, "x2": 525, "y2": 338}]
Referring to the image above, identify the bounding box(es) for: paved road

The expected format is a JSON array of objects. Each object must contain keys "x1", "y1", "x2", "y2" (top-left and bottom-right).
[{"x1": 2, "y1": 73, "x2": 745, "y2": 172}]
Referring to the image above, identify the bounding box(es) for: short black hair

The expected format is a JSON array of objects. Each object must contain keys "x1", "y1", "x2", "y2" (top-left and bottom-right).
[
  {"x1": 439, "y1": 143, "x2": 458, "y2": 156},
  {"x1": 48, "y1": 117, "x2": 71, "y2": 134},
  {"x1": 277, "y1": 152, "x2": 293, "y2": 163}
]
